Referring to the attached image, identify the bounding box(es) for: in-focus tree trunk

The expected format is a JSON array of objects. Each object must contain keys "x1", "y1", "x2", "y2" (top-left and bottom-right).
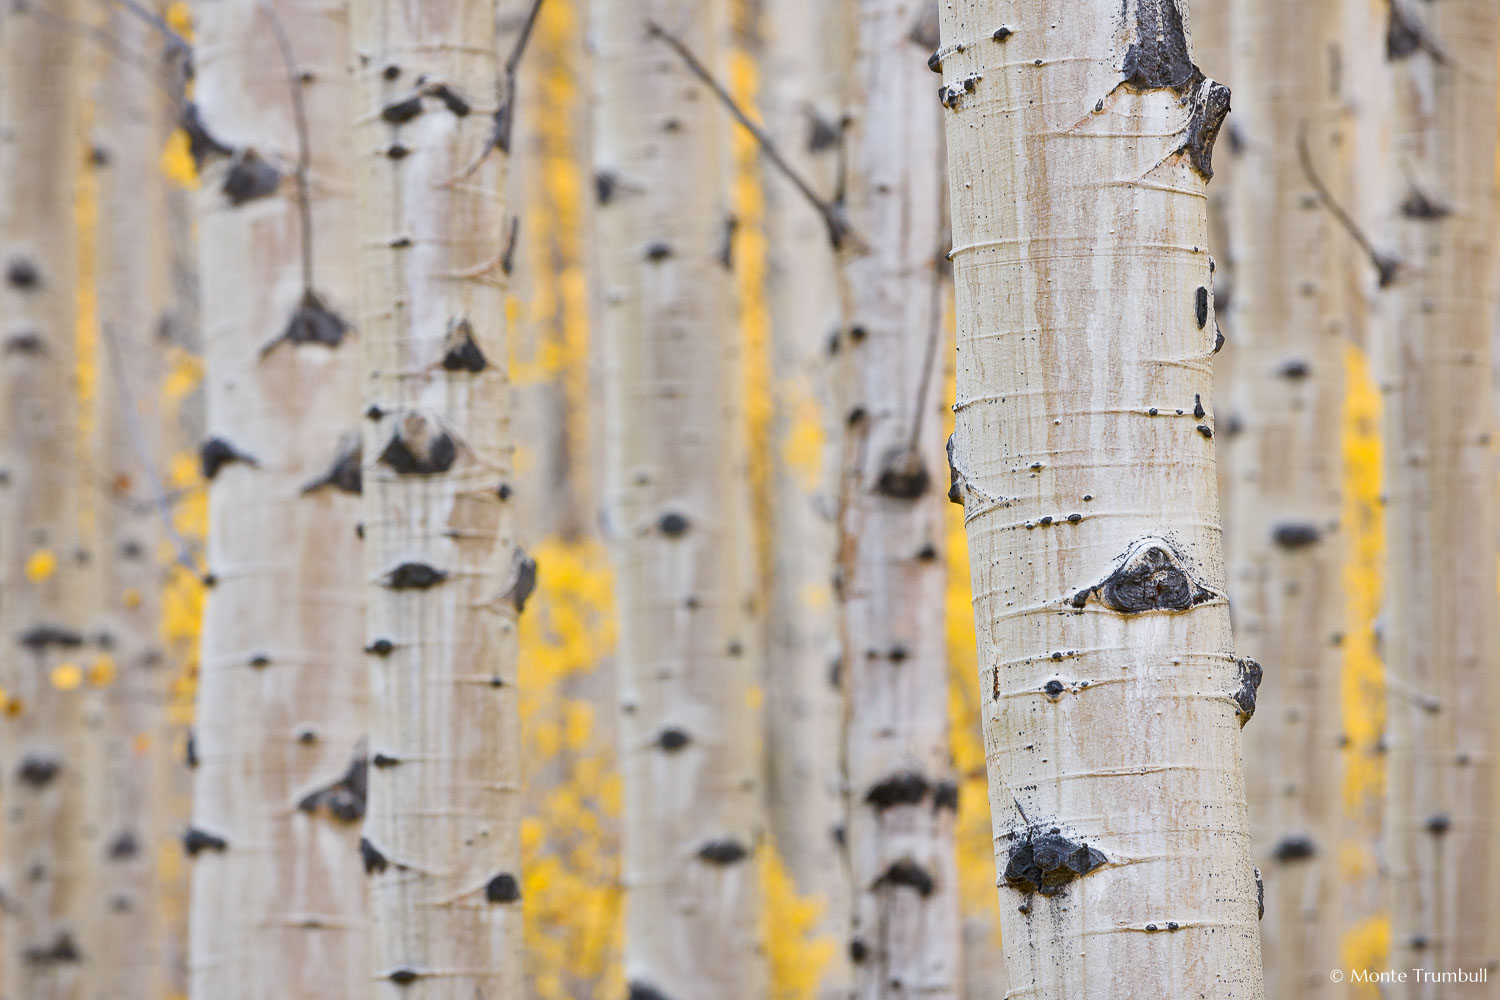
[
  {"x1": 1380, "y1": 0, "x2": 1500, "y2": 988},
  {"x1": 83, "y1": 4, "x2": 181, "y2": 996},
  {"x1": 937, "y1": 2, "x2": 1264, "y2": 996},
  {"x1": 352, "y1": 0, "x2": 525, "y2": 995},
  {"x1": 761, "y1": 0, "x2": 848, "y2": 993},
  {"x1": 837, "y1": 3, "x2": 961, "y2": 998},
  {"x1": 594, "y1": 2, "x2": 766, "y2": 996},
  {"x1": 1226, "y1": 1, "x2": 1346, "y2": 995},
  {"x1": 185, "y1": 1, "x2": 368, "y2": 996},
  {"x1": 0, "y1": 2, "x2": 88, "y2": 997}
]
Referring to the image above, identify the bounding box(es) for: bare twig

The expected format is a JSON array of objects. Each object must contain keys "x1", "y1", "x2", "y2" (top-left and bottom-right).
[
  {"x1": 1296, "y1": 126, "x2": 1399, "y2": 288},
  {"x1": 99, "y1": 322, "x2": 204, "y2": 578},
  {"x1": 645, "y1": 19, "x2": 851, "y2": 250},
  {"x1": 108, "y1": 0, "x2": 192, "y2": 58},
  {"x1": 447, "y1": 0, "x2": 547, "y2": 183},
  {"x1": 907, "y1": 178, "x2": 950, "y2": 455},
  {"x1": 256, "y1": 0, "x2": 317, "y2": 295}
]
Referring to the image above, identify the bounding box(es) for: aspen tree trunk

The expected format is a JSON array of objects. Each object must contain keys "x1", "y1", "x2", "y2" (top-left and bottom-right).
[
  {"x1": 595, "y1": 2, "x2": 765, "y2": 996},
  {"x1": 1381, "y1": 0, "x2": 1500, "y2": 988},
  {"x1": 1225, "y1": 2, "x2": 1347, "y2": 996},
  {"x1": 184, "y1": 1, "x2": 368, "y2": 996},
  {"x1": 761, "y1": 0, "x2": 849, "y2": 990},
  {"x1": 837, "y1": 3, "x2": 961, "y2": 997},
  {"x1": 937, "y1": 2, "x2": 1265, "y2": 996},
  {"x1": 0, "y1": 2, "x2": 89, "y2": 997},
  {"x1": 351, "y1": 1, "x2": 525, "y2": 995},
  {"x1": 84, "y1": 5, "x2": 179, "y2": 996}
]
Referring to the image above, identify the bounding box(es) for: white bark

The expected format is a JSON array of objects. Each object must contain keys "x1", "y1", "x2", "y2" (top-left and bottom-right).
[
  {"x1": 937, "y1": 1, "x2": 1264, "y2": 996},
  {"x1": 1225, "y1": 2, "x2": 1347, "y2": 996},
  {"x1": 1380, "y1": 0, "x2": 1500, "y2": 987},
  {"x1": 761, "y1": 0, "x2": 849, "y2": 991},
  {"x1": 185, "y1": 1, "x2": 368, "y2": 996},
  {"x1": 838, "y1": 3, "x2": 961, "y2": 997},
  {"x1": 84, "y1": 5, "x2": 179, "y2": 996},
  {"x1": 351, "y1": 1, "x2": 524, "y2": 996},
  {"x1": 0, "y1": 3, "x2": 88, "y2": 997},
  {"x1": 594, "y1": 2, "x2": 765, "y2": 996}
]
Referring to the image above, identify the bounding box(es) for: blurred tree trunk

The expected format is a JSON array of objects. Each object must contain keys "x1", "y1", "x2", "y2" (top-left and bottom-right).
[
  {"x1": 837, "y1": 3, "x2": 961, "y2": 997},
  {"x1": 1226, "y1": 0, "x2": 1347, "y2": 994},
  {"x1": 0, "y1": 2, "x2": 87, "y2": 997},
  {"x1": 594, "y1": 1, "x2": 765, "y2": 996},
  {"x1": 761, "y1": 0, "x2": 849, "y2": 994},
  {"x1": 1380, "y1": 0, "x2": 1500, "y2": 987},
  {"x1": 82, "y1": 4, "x2": 182, "y2": 996},
  {"x1": 184, "y1": 1, "x2": 368, "y2": 997},
  {"x1": 937, "y1": 2, "x2": 1264, "y2": 997},
  {"x1": 352, "y1": 0, "x2": 525, "y2": 995}
]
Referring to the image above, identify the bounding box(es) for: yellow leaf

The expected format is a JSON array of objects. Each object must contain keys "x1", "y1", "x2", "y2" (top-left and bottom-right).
[
  {"x1": 24, "y1": 549, "x2": 57, "y2": 582},
  {"x1": 121, "y1": 587, "x2": 143, "y2": 609},
  {"x1": 160, "y1": 129, "x2": 198, "y2": 188},
  {"x1": 88, "y1": 655, "x2": 117, "y2": 687},
  {"x1": 50, "y1": 663, "x2": 83, "y2": 691}
]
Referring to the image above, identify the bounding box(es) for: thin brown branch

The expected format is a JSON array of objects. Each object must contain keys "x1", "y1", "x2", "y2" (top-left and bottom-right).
[
  {"x1": 256, "y1": 0, "x2": 317, "y2": 295},
  {"x1": 445, "y1": 0, "x2": 546, "y2": 184},
  {"x1": 1296, "y1": 126, "x2": 1399, "y2": 288},
  {"x1": 645, "y1": 18, "x2": 851, "y2": 251},
  {"x1": 98, "y1": 322, "x2": 204, "y2": 579}
]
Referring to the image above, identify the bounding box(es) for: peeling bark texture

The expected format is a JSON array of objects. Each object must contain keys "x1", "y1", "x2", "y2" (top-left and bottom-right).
[
  {"x1": 352, "y1": 0, "x2": 523, "y2": 996},
  {"x1": 937, "y1": 1, "x2": 1265, "y2": 996},
  {"x1": 186, "y1": 1, "x2": 369, "y2": 997},
  {"x1": 1226, "y1": 0, "x2": 1347, "y2": 994},
  {"x1": 81, "y1": 4, "x2": 180, "y2": 997},
  {"x1": 594, "y1": 1, "x2": 765, "y2": 996},
  {"x1": 0, "y1": 3, "x2": 88, "y2": 998},
  {"x1": 761, "y1": 0, "x2": 849, "y2": 993},
  {"x1": 837, "y1": 3, "x2": 961, "y2": 998},
  {"x1": 1381, "y1": 0, "x2": 1500, "y2": 987}
]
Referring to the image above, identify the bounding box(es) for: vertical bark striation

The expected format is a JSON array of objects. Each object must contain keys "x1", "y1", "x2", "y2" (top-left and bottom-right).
[
  {"x1": 352, "y1": 1, "x2": 523, "y2": 996},
  {"x1": 0, "y1": 3, "x2": 88, "y2": 998},
  {"x1": 594, "y1": 2, "x2": 766, "y2": 996},
  {"x1": 186, "y1": 2, "x2": 368, "y2": 996},
  {"x1": 839, "y1": 3, "x2": 961, "y2": 998},
  {"x1": 762, "y1": 0, "x2": 849, "y2": 992},
  {"x1": 85, "y1": 4, "x2": 179, "y2": 996},
  {"x1": 1226, "y1": 0, "x2": 1346, "y2": 995},
  {"x1": 1381, "y1": 0, "x2": 1500, "y2": 989},
  {"x1": 937, "y1": 1, "x2": 1264, "y2": 996}
]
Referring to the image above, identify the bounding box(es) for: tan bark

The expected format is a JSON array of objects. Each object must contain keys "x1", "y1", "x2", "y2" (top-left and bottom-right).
[
  {"x1": 1225, "y1": 2, "x2": 1348, "y2": 997},
  {"x1": 352, "y1": 1, "x2": 524, "y2": 995},
  {"x1": 1380, "y1": 0, "x2": 1500, "y2": 989},
  {"x1": 937, "y1": 1, "x2": 1264, "y2": 996},
  {"x1": 83, "y1": 4, "x2": 181, "y2": 996},
  {"x1": 594, "y1": 2, "x2": 765, "y2": 996},
  {"x1": 0, "y1": 2, "x2": 88, "y2": 997},
  {"x1": 837, "y1": 3, "x2": 961, "y2": 998},
  {"x1": 184, "y1": 1, "x2": 368, "y2": 996},
  {"x1": 761, "y1": 0, "x2": 848, "y2": 991}
]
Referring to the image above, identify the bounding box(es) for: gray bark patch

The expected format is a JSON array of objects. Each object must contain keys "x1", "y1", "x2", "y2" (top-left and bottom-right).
[
  {"x1": 18, "y1": 625, "x2": 84, "y2": 653},
  {"x1": 1004, "y1": 826, "x2": 1108, "y2": 897},
  {"x1": 629, "y1": 982, "x2": 676, "y2": 1000},
  {"x1": 1272, "y1": 834, "x2": 1316, "y2": 861},
  {"x1": 1271, "y1": 522, "x2": 1321, "y2": 549},
  {"x1": 200, "y1": 437, "x2": 259, "y2": 480},
  {"x1": 108, "y1": 830, "x2": 141, "y2": 860},
  {"x1": 183, "y1": 827, "x2": 229, "y2": 856},
  {"x1": 222, "y1": 149, "x2": 282, "y2": 206},
  {"x1": 22, "y1": 933, "x2": 80, "y2": 965},
  {"x1": 301, "y1": 433, "x2": 362, "y2": 495},
  {"x1": 273, "y1": 290, "x2": 351, "y2": 351},
  {"x1": 378, "y1": 414, "x2": 457, "y2": 475},
  {"x1": 1233, "y1": 656, "x2": 1263, "y2": 727},
  {"x1": 440, "y1": 317, "x2": 488, "y2": 372},
  {"x1": 179, "y1": 102, "x2": 232, "y2": 169},
  {"x1": 382, "y1": 562, "x2": 447, "y2": 590},
  {"x1": 1122, "y1": 0, "x2": 1197, "y2": 92},
  {"x1": 381, "y1": 95, "x2": 424, "y2": 124},
  {"x1": 503, "y1": 549, "x2": 538, "y2": 613},
  {"x1": 297, "y1": 748, "x2": 367, "y2": 823},
  {"x1": 359, "y1": 836, "x2": 388, "y2": 874},
  {"x1": 876, "y1": 446, "x2": 931, "y2": 499},
  {"x1": 697, "y1": 839, "x2": 751, "y2": 865},
  {"x1": 865, "y1": 771, "x2": 930, "y2": 810},
  {"x1": 17, "y1": 754, "x2": 61, "y2": 788},
  {"x1": 484, "y1": 873, "x2": 521, "y2": 902},
  {"x1": 875, "y1": 859, "x2": 936, "y2": 897},
  {"x1": 1070, "y1": 538, "x2": 1217, "y2": 613},
  {"x1": 6, "y1": 257, "x2": 39, "y2": 289}
]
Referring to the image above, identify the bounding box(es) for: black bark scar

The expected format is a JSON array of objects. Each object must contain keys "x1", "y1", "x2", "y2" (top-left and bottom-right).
[{"x1": 1070, "y1": 538, "x2": 1217, "y2": 613}]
